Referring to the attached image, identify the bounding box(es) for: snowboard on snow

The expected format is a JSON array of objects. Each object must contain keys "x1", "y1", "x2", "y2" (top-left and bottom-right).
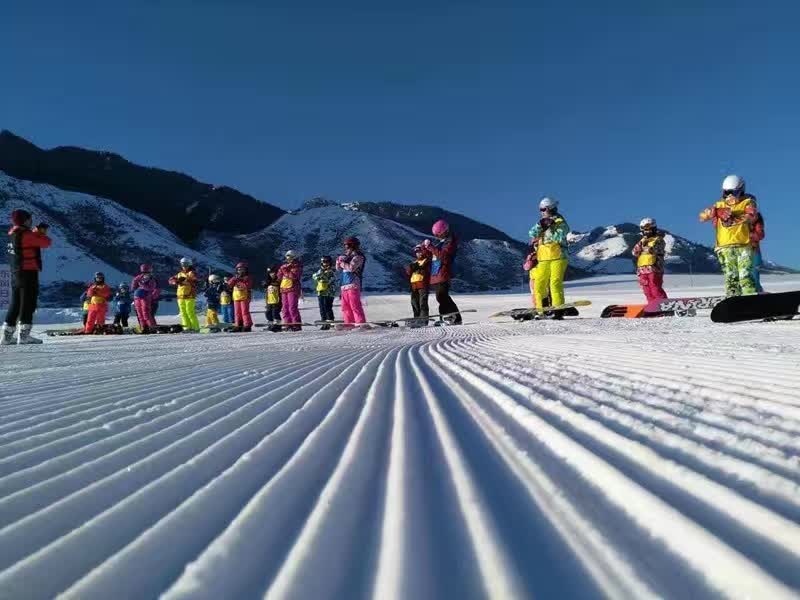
[
  {"x1": 645, "y1": 296, "x2": 725, "y2": 314},
  {"x1": 490, "y1": 301, "x2": 590, "y2": 319},
  {"x1": 600, "y1": 303, "x2": 696, "y2": 318},
  {"x1": 710, "y1": 291, "x2": 800, "y2": 323},
  {"x1": 314, "y1": 309, "x2": 478, "y2": 329},
  {"x1": 45, "y1": 324, "x2": 135, "y2": 336},
  {"x1": 132, "y1": 324, "x2": 184, "y2": 334}
]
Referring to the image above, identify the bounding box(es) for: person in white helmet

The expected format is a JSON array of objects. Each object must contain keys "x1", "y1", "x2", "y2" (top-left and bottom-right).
[
  {"x1": 699, "y1": 175, "x2": 758, "y2": 296},
  {"x1": 528, "y1": 197, "x2": 570, "y2": 313},
  {"x1": 169, "y1": 257, "x2": 200, "y2": 331},
  {"x1": 632, "y1": 218, "x2": 668, "y2": 302}
]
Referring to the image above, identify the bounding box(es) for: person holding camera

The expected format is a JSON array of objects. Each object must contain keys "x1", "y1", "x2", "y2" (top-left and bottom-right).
[{"x1": 2, "y1": 209, "x2": 52, "y2": 345}]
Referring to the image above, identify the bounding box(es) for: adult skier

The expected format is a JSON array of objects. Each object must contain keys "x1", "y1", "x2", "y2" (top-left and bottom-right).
[
  {"x1": 84, "y1": 272, "x2": 112, "y2": 333},
  {"x1": 2, "y1": 209, "x2": 52, "y2": 345},
  {"x1": 336, "y1": 237, "x2": 367, "y2": 325},
  {"x1": 278, "y1": 250, "x2": 304, "y2": 330},
  {"x1": 632, "y1": 218, "x2": 668, "y2": 302},
  {"x1": 699, "y1": 175, "x2": 758, "y2": 296},
  {"x1": 528, "y1": 197, "x2": 570, "y2": 313},
  {"x1": 226, "y1": 262, "x2": 253, "y2": 332},
  {"x1": 169, "y1": 257, "x2": 200, "y2": 331},
  {"x1": 131, "y1": 264, "x2": 159, "y2": 332},
  {"x1": 424, "y1": 219, "x2": 460, "y2": 324},
  {"x1": 312, "y1": 255, "x2": 337, "y2": 328}
]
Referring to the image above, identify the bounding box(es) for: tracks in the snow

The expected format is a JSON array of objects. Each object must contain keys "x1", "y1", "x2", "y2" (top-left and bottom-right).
[{"x1": 0, "y1": 322, "x2": 798, "y2": 599}]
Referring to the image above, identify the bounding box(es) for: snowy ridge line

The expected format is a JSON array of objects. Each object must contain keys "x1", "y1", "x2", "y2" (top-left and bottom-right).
[
  {"x1": 161, "y1": 349, "x2": 397, "y2": 600},
  {"x1": 0, "y1": 351, "x2": 339, "y2": 499},
  {"x1": 0, "y1": 349, "x2": 380, "y2": 598},
  {"x1": 0, "y1": 348, "x2": 367, "y2": 536},
  {"x1": 432, "y1": 337, "x2": 800, "y2": 591},
  {"x1": 57, "y1": 349, "x2": 383, "y2": 600},
  {"x1": 452, "y1": 339, "x2": 800, "y2": 522},
  {"x1": 426, "y1": 337, "x2": 800, "y2": 597},
  {"x1": 0, "y1": 350, "x2": 322, "y2": 459}
]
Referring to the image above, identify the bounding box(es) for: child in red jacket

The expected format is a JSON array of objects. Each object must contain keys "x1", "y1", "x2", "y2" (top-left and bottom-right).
[{"x1": 84, "y1": 272, "x2": 113, "y2": 333}]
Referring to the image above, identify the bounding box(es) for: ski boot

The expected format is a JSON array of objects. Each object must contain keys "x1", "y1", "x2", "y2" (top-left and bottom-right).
[
  {"x1": 243, "y1": 326, "x2": 252, "y2": 332},
  {"x1": 17, "y1": 324, "x2": 43, "y2": 345},
  {"x1": 1, "y1": 324, "x2": 15, "y2": 346}
]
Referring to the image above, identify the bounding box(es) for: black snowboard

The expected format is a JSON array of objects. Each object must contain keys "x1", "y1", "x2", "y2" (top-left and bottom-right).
[{"x1": 710, "y1": 291, "x2": 800, "y2": 323}]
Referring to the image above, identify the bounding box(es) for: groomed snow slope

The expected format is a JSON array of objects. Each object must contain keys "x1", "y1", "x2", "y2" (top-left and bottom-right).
[{"x1": 1, "y1": 275, "x2": 800, "y2": 599}]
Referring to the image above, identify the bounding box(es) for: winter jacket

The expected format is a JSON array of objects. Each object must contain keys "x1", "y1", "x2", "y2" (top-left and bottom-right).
[
  {"x1": 131, "y1": 273, "x2": 160, "y2": 301},
  {"x1": 632, "y1": 232, "x2": 666, "y2": 273},
  {"x1": 226, "y1": 274, "x2": 253, "y2": 302},
  {"x1": 277, "y1": 261, "x2": 303, "y2": 294},
  {"x1": 312, "y1": 268, "x2": 337, "y2": 297},
  {"x1": 220, "y1": 289, "x2": 232, "y2": 306},
  {"x1": 115, "y1": 290, "x2": 132, "y2": 315},
  {"x1": 336, "y1": 251, "x2": 366, "y2": 291},
  {"x1": 85, "y1": 282, "x2": 112, "y2": 305},
  {"x1": 7, "y1": 225, "x2": 51, "y2": 274},
  {"x1": 427, "y1": 236, "x2": 457, "y2": 285},
  {"x1": 406, "y1": 257, "x2": 431, "y2": 291},
  {"x1": 700, "y1": 195, "x2": 757, "y2": 248},
  {"x1": 751, "y1": 212, "x2": 765, "y2": 248},
  {"x1": 203, "y1": 282, "x2": 226, "y2": 310},
  {"x1": 80, "y1": 292, "x2": 90, "y2": 312},
  {"x1": 169, "y1": 267, "x2": 198, "y2": 299},
  {"x1": 528, "y1": 215, "x2": 569, "y2": 261},
  {"x1": 263, "y1": 278, "x2": 281, "y2": 305}
]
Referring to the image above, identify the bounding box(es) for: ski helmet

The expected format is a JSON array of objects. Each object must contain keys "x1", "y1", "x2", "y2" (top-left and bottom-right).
[
  {"x1": 139, "y1": 263, "x2": 153, "y2": 273},
  {"x1": 94, "y1": 271, "x2": 105, "y2": 281},
  {"x1": 722, "y1": 175, "x2": 745, "y2": 196},
  {"x1": 320, "y1": 255, "x2": 333, "y2": 264},
  {"x1": 10, "y1": 209, "x2": 32, "y2": 226},
  {"x1": 208, "y1": 274, "x2": 221, "y2": 283},
  {"x1": 285, "y1": 250, "x2": 298, "y2": 260},
  {"x1": 235, "y1": 261, "x2": 248, "y2": 272},
  {"x1": 640, "y1": 217, "x2": 656, "y2": 229},
  {"x1": 343, "y1": 236, "x2": 360, "y2": 248},
  {"x1": 539, "y1": 197, "x2": 558, "y2": 211},
  {"x1": 414, "y1": 244, "x2": 425, "y2": 254},
  {"x1": 431, "y1": 219, "x2": 449, "y2": 237},
  {"x1": 180, "y1": 257, "x2": 193, "y2": 267},
  {"x1": 118, "y1": 282, "x2": 129, "y2": 290}
]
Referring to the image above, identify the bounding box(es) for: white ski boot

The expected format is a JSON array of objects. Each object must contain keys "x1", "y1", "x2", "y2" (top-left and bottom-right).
[
  {"x1": 17, "y1": 324, "x2": 43, "y2": 345},
  {"x1": 0, "y1": 324, "x2": 15, "y2": 346}
]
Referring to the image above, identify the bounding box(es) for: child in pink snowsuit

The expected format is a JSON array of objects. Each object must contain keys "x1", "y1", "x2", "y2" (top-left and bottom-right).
[
  {"x1": 131, "y1": 264, "x2": 159, "y2": 331},
  {"x1": 277, "y1": 251, "x2": 303, "y2": 330},
  {"x1": 632, "y1": 219, "x2": 668, "y2": 303},
  {"x1": 226, "y1": 261, "x2": 253, "y2": 332},
  {"x1": 336, "y1": 237, "x2": 367, "y2": 324}
]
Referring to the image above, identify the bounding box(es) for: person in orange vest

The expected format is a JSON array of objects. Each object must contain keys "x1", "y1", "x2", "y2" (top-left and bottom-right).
[
  {"x1": 406, "y1": 244, "x2": 431, "y2": 324},
  {"x1": 84, "y1": 272, "x2": 112, "y2": 333},
  {"x1": 169, "y1": 257, "x2": 200, "y2": 331},
  {"x1": 699, "y1": 175, "x2": 758, "y2": 297},
  {"x1": 632, "y1": 218, "x2": 668, "y2": 302}
]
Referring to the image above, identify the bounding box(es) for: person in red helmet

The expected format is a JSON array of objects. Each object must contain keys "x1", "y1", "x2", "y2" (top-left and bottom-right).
[
  {"x1": 336, "y1": 236, "x2": 367, "y2": 325},
  {"x1": 226, "y1": 261, "x2": 253, "y2": 332},
  {"x1": 423, "y1": 219, "x2": 461, "y2": 324},
  {"x1": 2, "y1": 209, "x2": 52, "y2": 345}
]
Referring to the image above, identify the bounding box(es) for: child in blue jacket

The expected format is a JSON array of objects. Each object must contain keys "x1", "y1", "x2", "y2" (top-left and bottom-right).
[{"x1": 113, "y1": 283, "x2": 132, "y2": 327}]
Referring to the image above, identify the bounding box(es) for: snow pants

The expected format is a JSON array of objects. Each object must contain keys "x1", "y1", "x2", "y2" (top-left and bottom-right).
[
  {"x1": 4, "y1": 270, "x2": 39, "y2": 326},
  {"x1": 221, "y1": 304, "x2": 234, "y2": 324},
  {"x1": 85, "y1": 303, "x2": 107, "y2": 333},
  {"x1": 637, "y1": 270, "x2": 667, "y2": 302},
  {"x1": 281, "y1": 291, "x2": 301, "y2": 325},
  {"x1": 134, "y1": 297, "x2": 155, "y2": 329},
  {"x1": 318, "y1": 295, "x2": 335, "y2": 322},
  {"x1": 411, "y1": 288, "x2": 429, "y2": 319},
  {"x1": 265, "y1": 303, "x2": 282, "y2": 323},
  {"x1": 178, "y1": 298, "x2": 200, "y2": 331},
  {"x1": 340, "y1": 288, "x2": 366, "y2": 324},
  {"x1": 533, "y1": 258, "x2": 568, "y2": 310},
  {"x1": 433, "y1": 282, "x2": 460, "y2": 323},
  {"x1": 752, "y1": 246, "x2": 763, "y2": 293},
  {"x1": 206, "y1": 308, "x2": 219, "y2": 326},
  {"x1": 529, "y1": 270, "x2": 551, "y2": 307},
  {"x1": 716, "y1": 246, "x2": 756, "y2": 297},
  {"x1": 234, "y1": 299, "x2": 253, "y2": 328},
  {"x1": 113, "y1": 312, "x2": 130, "y2": 327}
]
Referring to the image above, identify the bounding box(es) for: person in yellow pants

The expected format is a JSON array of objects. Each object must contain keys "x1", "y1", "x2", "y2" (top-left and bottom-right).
[
  {"x1": 528, "y1": 197, "x2": 570, "y2": 313},
  {"x1": 169, "y1": 257, "x2": 200, "y2": 331}
]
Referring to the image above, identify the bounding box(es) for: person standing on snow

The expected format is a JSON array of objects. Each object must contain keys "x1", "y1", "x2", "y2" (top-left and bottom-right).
[
  {"x1": 84, "y1": 272, "x2": 112, "y2": 333},
  {"x1": 113, "y1": 283, "x2": 132, "y2": 328},
  {"x1": 169, "y1": 257, "x2": 200, "y2": 331},
  {"x1": 2, "y1": 209, "x2": 52, "y2": 345},
  {"x1": 632, "y1": 218, "x2": 668, "y2": 303},
  {"x1": 406, "y1": 244, "x2": 431, "y2": 324},
  {"x1": 336, "y1": 237, "x2": 367, "y2": 325},
  {"x1": 750, "y1": 211, "x2": 766, "y2": 293},
  {"x1": 262, "y1": 266, "x2": 282, "y2": 329},
  {"x1": 226, "y1": 262, "x2": 253, "y2": 332},
  {"x1": 203, "y1": 274, "x2": 225, "y2": 327},
  {"x1": 278, "y1": 250, "x2": 304, "y2": 330},
  {"x1": 423, "y1": 219, "x2": 461, "y2": 324},
  {"x1": 528, "y1": 197, "x2": 570, "y2": 313},
  {"x1": 312, "y1": 255, "x2": 337, "y2": 329},
  {"x1": 699, "y1": 175, "x2": 758, "y2": 297},
  {"x1": 131, "y1": 264, "x2": 159, "y2": 332}
]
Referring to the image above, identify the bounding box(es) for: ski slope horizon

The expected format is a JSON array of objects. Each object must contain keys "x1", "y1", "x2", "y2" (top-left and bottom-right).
[{"x1": 2, "y1": 275, "x2": 800, "y2": 599}]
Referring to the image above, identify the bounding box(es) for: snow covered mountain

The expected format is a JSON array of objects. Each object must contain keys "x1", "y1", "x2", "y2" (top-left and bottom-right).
[{"x1": 0, "y1": 172, "x2": 229, "y2": 303}]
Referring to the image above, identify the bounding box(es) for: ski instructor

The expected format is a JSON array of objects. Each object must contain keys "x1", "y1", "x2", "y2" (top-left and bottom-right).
[
  {"x1": 423, "y1": 219, "x2": 461, "y2": 324},
  {"x1": 2, "y1": 209, "x2": 52, "y2": 345},
  {"x1": 528, "y1": 197, "x2": 570, "y2": 313}
]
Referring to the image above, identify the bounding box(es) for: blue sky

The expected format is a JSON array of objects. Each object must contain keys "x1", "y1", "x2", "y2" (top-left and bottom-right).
[{"x1": 2, "y1": 0, "x2": 799, "y2": 266}]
